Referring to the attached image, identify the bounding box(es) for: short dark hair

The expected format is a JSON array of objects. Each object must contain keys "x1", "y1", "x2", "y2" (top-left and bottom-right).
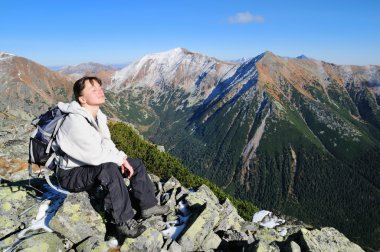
[{"x1": 73, "y1": 76, "x2": 103, "y2": 104}]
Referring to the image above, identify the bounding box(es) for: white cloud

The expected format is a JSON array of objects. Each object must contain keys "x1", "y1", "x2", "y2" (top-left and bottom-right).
[{"x1": 228, "y1": 11, "x2": 264, "y2": 24}]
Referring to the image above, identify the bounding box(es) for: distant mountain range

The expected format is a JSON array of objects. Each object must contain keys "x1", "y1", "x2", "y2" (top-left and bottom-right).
[
  {"x1": 0, "y1": 48, "x2": 379, "y2": 251},
  {"x1": 56, "y1": 62, "x2": 128, "y2": 87}
]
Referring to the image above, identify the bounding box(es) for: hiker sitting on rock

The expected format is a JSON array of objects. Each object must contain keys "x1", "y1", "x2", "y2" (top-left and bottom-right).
[{"x1": 53, "y1": 76, "x2": 169, "y2": 240}]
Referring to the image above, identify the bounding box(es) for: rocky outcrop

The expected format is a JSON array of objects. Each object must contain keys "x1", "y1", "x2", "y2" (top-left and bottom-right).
[
  {"x1": 0, "y1": 110, "x2": 34, "y2": 161},
  {"x1": 0, "y1": 170, "x2": 364, "y2": 252}
]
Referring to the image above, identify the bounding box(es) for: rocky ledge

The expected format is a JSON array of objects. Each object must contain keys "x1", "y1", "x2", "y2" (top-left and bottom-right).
[{"x1": 0, "y1": 169, "x2": 364, "y2": 252}]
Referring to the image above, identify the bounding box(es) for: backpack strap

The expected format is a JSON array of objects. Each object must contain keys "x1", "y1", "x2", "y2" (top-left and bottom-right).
[
  {"x1": 45, "y1": 152, "x2": 57, "y2": 169},
  {"x1": 46, "y1": 115, "x2": 67, "y2": 155},
  {"x1": 44, "y1": 113, "x2": 71, "y2": 195},
  {"x1": 28, "y1": 163, "x2": 34, "y2": 178},
  {"x1": 43, "y1": 167, "x2": 70, "y2": 195}
]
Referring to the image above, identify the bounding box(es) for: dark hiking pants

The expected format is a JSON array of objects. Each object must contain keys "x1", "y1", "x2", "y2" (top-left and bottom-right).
[{"x1": 57, "y1": 158, "x2": 157, "y2": 225}]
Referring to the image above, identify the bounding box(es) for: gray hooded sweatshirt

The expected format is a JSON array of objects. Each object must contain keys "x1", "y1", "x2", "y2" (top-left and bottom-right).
[{"x1": 53, "y1": 101, "x2": 127, "y2": 170}]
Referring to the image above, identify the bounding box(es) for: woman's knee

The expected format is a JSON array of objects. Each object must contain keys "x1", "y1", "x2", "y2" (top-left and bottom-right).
[
  {"x1": 100, "y1": 162, "x2": 122, "y2": 177},
  {"x1": 128, "y1": 158, "x2": 146, "y2": 174}
]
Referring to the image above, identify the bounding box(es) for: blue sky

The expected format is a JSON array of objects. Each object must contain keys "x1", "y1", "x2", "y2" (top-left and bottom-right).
[{"x1": 0, "y1": 0, "x2": 379, "y2": 66}]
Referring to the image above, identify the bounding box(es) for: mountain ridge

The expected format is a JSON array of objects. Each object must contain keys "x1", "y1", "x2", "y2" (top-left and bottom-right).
[
  {"x1": 0, "y1": 48, "x2": 379, "y2": 250},
  {"x1": 102, "y1": 48, "x2": 380, "y2": 250},
  {"x1": 0, "y1": 52, "x2": 72, "y2": 115}
]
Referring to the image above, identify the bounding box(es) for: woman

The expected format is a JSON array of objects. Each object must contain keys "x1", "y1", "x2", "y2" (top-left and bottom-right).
[{"x1": 54, "y1": 76, "x2": 169, "y2": 240}]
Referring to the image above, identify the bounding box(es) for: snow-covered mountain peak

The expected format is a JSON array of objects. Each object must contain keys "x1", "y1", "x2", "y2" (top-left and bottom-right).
[
  {"x1": 135, "y1": 47, "x2": 207, "y2": 68},
  {"x1": 0, "y1": 52, "x2": 15, "y2": 61},
  {"x1": 109, "y1": 48, "x2": 238, "y2": 97},
  {"x1": 169, "y1": 47, "x2": 192, "y2": 55}
]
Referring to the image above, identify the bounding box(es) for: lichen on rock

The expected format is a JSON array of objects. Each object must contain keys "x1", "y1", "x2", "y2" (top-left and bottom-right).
[{"x1": 0, "y1": 170, "x2": 366, "y2": 252}]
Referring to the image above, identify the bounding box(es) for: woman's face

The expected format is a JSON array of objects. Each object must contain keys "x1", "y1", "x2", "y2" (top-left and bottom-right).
[{"x1": 79, "y1": 80, "x2": 105, "y2": 106}]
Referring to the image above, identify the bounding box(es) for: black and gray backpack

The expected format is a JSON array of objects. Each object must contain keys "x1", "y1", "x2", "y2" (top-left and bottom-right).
[{"x1": 28, "y1": 106, "x2": 70, "y2": 194}]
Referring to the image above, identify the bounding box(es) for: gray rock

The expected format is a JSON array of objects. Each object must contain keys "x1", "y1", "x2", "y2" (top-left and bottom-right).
[
  {"x1": 120, "y1": 227, "x2": 164, "y2": 252},
  {"x1": 288, "y1": 241, "x2": 301, "y2": 252},
  {"x1": 1, "y1": 170, "x2": 366, "y2": 252},
  {"x1": 75, "y1": 236, "x2": 111, "y2": 252},
  {"x1": 222, "y1": 229, "x2": 254, "y2": 245},
  {"x1": 241, "y1": 221, "x2": 260, "y2": 233},
  {"x1": 162, "y1": 237, "x2": 173, "y2": 250},
  {"x1": 163, "y1": 238, "x2": 183, "y2": 252},
  {"x1": 3, "y1": 169, "x2": 31, "y2": 182},
  {"x1": 279, "y1": 224, "x2": 303, "y2": 239},
  {"x1": 141, "y1": 215, "x2": 167, "y2": 231},
  {"x1": 254, "y1": 241, "x2": 281, "y2": 252},
  {"x1": 15, "y1": 232, "x2": 66, "y2": 251},
  {"x1": 0, "y1": 231, "x2": 19, "y2": 251},
  {"x1": 163, "y1": 176, "x2": 181, "y2": 192},
  {"x1": 298, "y1": 227, "x2": 364, "y2": 252},
  {"x1": 166, "y1": 212, "x2": 179, "y2": 222},
  {"x1": 0, "y1": 179, "x2": 39, "y2": 237},
  {"x1": 49, "y1": 191, "x2": 105, "y2": 243},
  {"x1": 161, "y1": 190, "x2": 179, "y2": 223},
  {"x1": 148, "y1": 173, "x2": 161, "y2": 184},
  {"x1": 0, "y1": 112, "x2": 33, "y2": 161},
  {"x1": 168, "y1": 240, "x2": 182, "y2": 252},
  {"x1": 215, "y1": 198, "x2": 245, "y2": 232},
  {"x1": 201, "y1": 232, "x2": 222, "y2": 250},
  {"x1": 195, "y1": 184, "x2": 220, "y2": 205},
  {"x1": 177, "y1": 204, "x2": 220, "y2": 251},
  {"x1": 254, "y1": 227, "x2": 285, "y2": 244},
  {"x1": 185, "y1": 184, "x2": 222, "y2": 213},
  {"x1": 166, "y1": 187, "x2": 178, "y2": 213}
]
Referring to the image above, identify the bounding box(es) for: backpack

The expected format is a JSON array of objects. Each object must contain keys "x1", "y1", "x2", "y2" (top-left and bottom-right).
[
  {"x1": 28, "y1": 106, "x2": 68, "y2": 168},
  {"x1": 28, "y1": 105, "x2": 70, "y2": 194}
]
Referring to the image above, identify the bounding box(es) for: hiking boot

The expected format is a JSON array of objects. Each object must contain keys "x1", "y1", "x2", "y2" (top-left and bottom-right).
[
  {"x1": 114, "y1": 219, "x2": 146, "y2": 238},
  {"x1": 141, "y1": 205, "x2": 171, "y2": 219}
]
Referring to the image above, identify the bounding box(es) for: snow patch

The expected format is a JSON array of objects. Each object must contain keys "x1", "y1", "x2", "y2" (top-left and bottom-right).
[
  {"x1": 252, "y1": 210, "x2": 285, "y2": 228},
  {"x1": 0, "y1": 52, "x2": 15, "y2": 61},
  {"x1": 162, "y1": 222, "x2": 187, "y2": 240},
  {"x1": 178, "y1": 200, "x2": 190, "y2": 216},
  {"x1": 252, "y1": 210, "x2": 271, "y2": 222},
  {"x1": 279, "y1": 228, "x2": 288, "y2": 236},
  {"x1": 18, "y1": 200, "x2": 53, "y2": 237},
  {"x1": 161, "y1": 200, "x2": 191, "y2": 240}
]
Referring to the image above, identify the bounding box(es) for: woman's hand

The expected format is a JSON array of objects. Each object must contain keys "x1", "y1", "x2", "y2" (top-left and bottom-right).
[{"x1": 121, "y1": 159, "x2": 134, "y2": 179}]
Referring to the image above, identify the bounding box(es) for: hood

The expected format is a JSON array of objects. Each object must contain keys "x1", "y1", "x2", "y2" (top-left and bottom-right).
[{"x1": 57, "y1": 101, "x2": 107, "y2": 125}]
